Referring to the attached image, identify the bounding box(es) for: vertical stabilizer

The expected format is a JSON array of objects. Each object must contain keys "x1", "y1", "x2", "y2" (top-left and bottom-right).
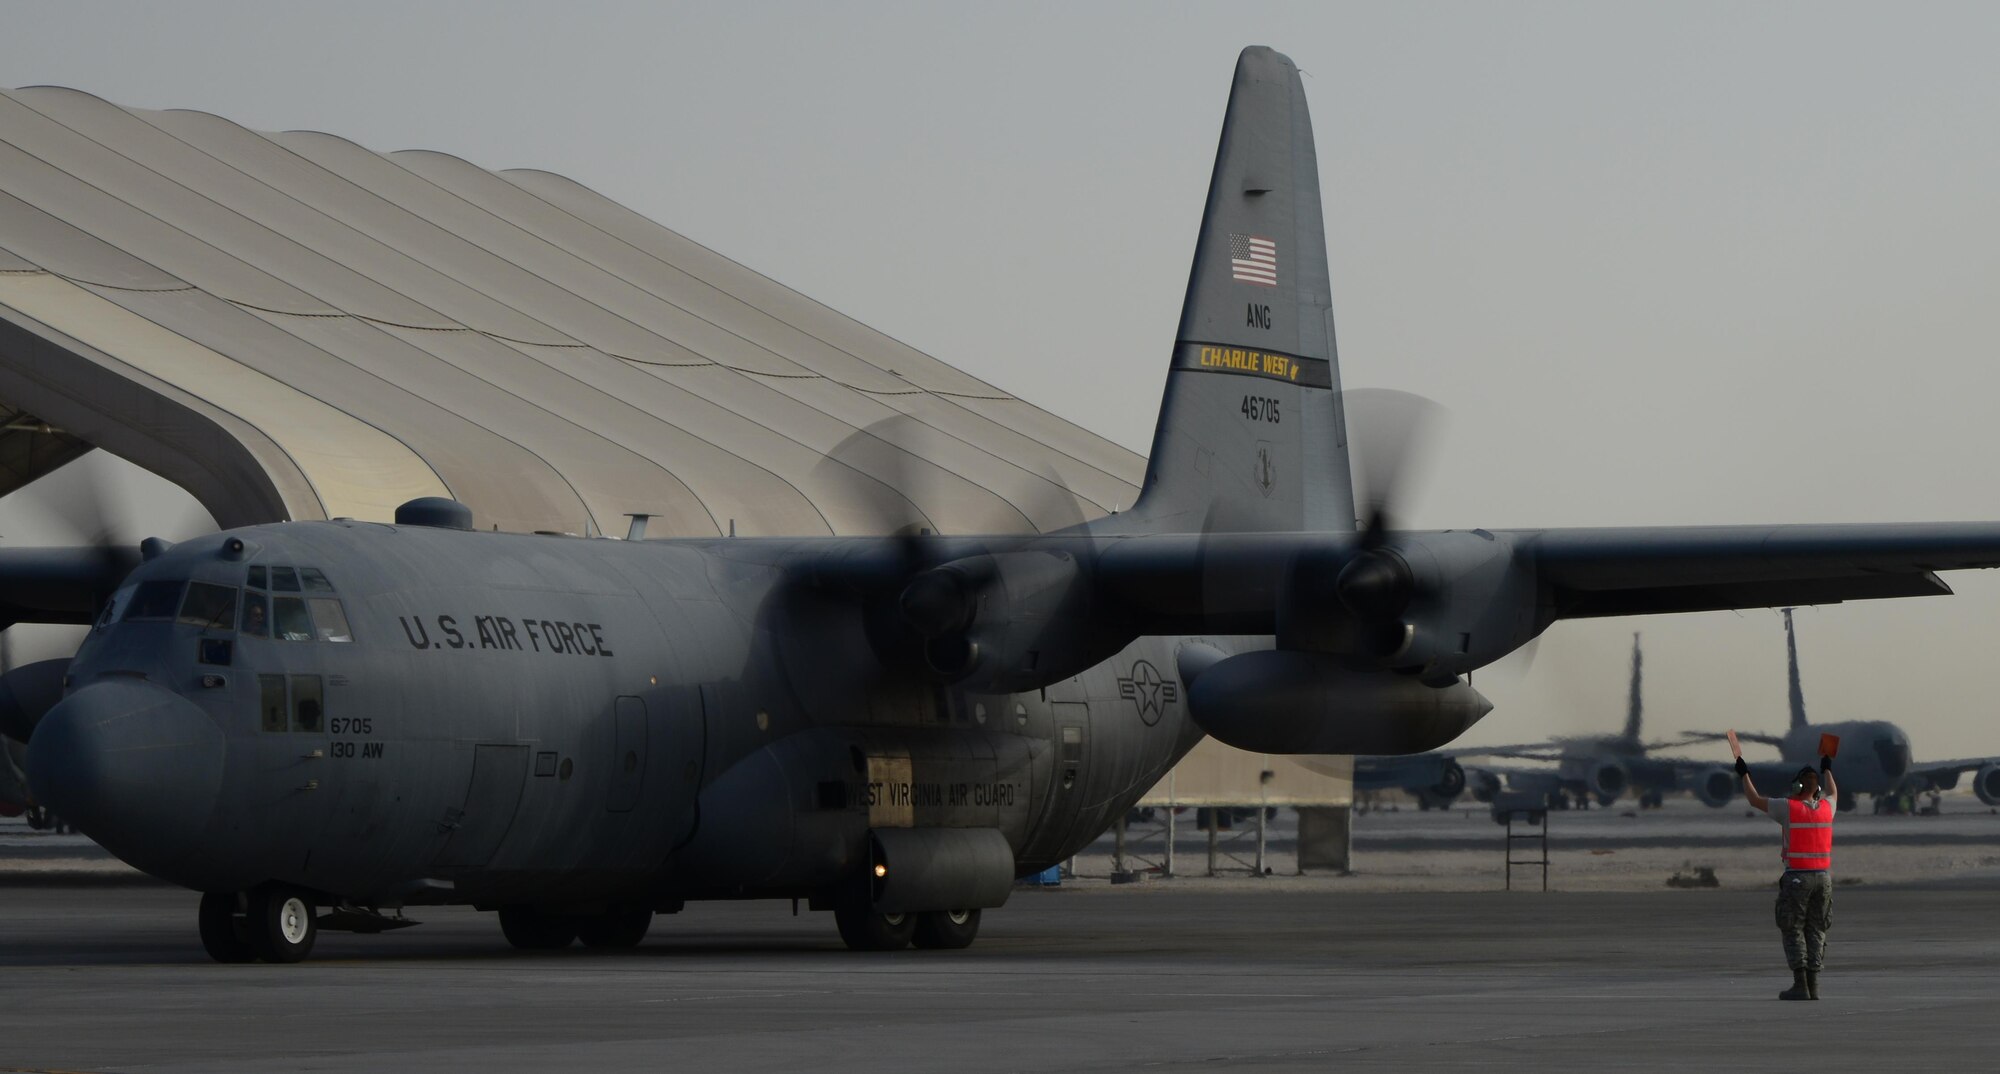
[
  {"x1": 1122, "y1": 47, "x2": 1354, "y2": 535},
  {"x1": 1623, "y1": 632, "x2": 1644, "y2": 743},
  {"x1": 1782, "y1": 608, "x2": 1809, "y2": 730}
]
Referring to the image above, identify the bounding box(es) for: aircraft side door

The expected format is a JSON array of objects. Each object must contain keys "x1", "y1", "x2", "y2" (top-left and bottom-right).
[
  {"x1": 607, "y1": 696, "x2": 647, "y2": 813},
  {"x1": 433, "y1": 743, "x2": 529, "y2": 869}
]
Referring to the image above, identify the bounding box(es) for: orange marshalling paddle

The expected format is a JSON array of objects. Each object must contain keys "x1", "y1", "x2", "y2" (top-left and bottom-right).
[
  {"x1": 1819, "y1": 733, "x2": 1841, "y2": 759},
  {"x1": 1727, "y1": 729, "x2": 1742, "y2": 760}
]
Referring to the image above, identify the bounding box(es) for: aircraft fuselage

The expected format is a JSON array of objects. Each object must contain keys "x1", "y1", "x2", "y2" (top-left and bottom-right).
[{"x1": 34, "y1": 520, "x2": 1210, "y2": 911}]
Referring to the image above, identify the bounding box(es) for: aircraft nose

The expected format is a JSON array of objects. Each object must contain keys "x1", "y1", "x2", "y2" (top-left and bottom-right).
[
  {"x1": 1874, "y1": 731, "x2": 1911, "y2": 781},
  {"x1": 26, "y1": 680, "x2": 224, "y2": 867}
]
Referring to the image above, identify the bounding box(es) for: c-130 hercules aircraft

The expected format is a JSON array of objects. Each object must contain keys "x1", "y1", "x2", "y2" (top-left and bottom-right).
[{"x1": 16, "y1": 46, "x2": 2000, "y2": 963}]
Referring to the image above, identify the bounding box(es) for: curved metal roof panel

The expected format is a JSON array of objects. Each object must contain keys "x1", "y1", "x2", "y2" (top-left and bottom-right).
[{"x1": 0, "y1": 86, "x2": 1145, "y2": 538}]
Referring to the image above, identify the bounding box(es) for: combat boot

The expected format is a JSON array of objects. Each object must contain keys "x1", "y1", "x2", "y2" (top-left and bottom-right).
[
  {"x1": 1806, "y1": 971, "x2": 1819, "y2": 1000},
  {"x1": 1779, "y1": 969, "x2": 1811, "y2": 1001}
]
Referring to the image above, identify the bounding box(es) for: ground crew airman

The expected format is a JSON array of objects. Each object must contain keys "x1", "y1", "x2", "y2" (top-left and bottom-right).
[{"x1": 1738, "y1": 754, "x2": 1836, "y2": 1000}]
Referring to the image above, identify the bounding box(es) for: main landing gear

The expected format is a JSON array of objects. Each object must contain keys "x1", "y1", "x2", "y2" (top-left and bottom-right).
[
  {"x1": 199, "y1": 885, "x2": 317, "y2": 963},
  {"x1": 497, "y1": 904, "x2": 655, "y2": 951},
  {"x1": 834, "y1": 906, "x2": 982, "y2": 951}
]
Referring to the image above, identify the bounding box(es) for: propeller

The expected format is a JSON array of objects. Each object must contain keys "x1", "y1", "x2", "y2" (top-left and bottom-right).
[
  {"x1": 0, "y1": 453, "x2": 218, "y2": 743},
  {"x1": 20, "y1": 450, "x2": 215, "y2": 552},
  {"x1": 1343, "y1": 388, "x2": 1445, "y2": 545},
  {"x1": 1276, "y1": 389, "x2": 1448, "y2": 660},
  {"x1": 1336, "y1": 389, "x2": 1446, "y2": 625},
  {"x1": 805, "y1": 415, "x2": 1108, "y2": 686}
]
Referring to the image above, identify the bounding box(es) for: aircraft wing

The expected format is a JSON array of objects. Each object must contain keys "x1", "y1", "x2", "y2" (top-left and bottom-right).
[
  {"x1": 1680, "y1": 729, "x2": 1785, "y2": 749},
  {"x1": 1086, "y1": 521, "x2": 2000, "y2": 625},
  {"x1": 1441, "y1": 745, "x2": 1567, "y2": 762},
  {"x1": 1522, "y1": 522, "x2": 2000, "y2": 619},
  {"x1": 1910, "y1": 757, "x2": 2000, "y2": 784}
]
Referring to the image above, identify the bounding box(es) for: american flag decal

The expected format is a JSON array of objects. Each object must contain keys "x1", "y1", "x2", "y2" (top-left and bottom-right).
[{"x1": 1229, "y1": 233, "x2": 1277, "y2": 286}]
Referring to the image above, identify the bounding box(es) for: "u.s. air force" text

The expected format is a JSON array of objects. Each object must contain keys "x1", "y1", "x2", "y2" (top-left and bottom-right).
[{"x1": 398, "y1": 614, "x2": 614, "y2": 657}]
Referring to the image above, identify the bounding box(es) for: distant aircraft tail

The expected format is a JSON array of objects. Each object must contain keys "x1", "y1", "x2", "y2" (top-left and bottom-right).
[
  {"x1": 1782, "y1": 607, "x2": 1808, "y2": 731},
  {"x1": 1623, "y1": 632, "x2": 1644, "y2": 742},
  {"x1": 1118, "y1": 46, "x2": 1355, "y2": 536}
]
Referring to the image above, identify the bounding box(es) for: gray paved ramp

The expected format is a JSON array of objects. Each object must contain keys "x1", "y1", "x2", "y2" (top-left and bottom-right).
[{"x1": 0, "y1": 882, "x2": 1990, "y2": 1071}]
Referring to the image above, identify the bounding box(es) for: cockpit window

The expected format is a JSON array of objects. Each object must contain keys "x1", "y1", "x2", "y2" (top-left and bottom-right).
[
  {"x1": 240, "y1": 593, "x2": 269, "y2": 637},
  {"x1": 272, "y1": 596, "x2": 314, "y2": 642},
  {"x1": 271, "y1": 567, "x2": 301, "y2": 593},
  {"x1": 98, "y1": 584, "x2": 136, "y2": 629},
  {"x1": 300, "y1": 568, "x2": 335, "y2": 593},
  {"x1": 247, "y1": 566, "x2": 267, "y2": 590},
  {"x1": 177, "y1": 583, "x2": 239, "y2": 630},
  {"x1": 307, "y1": 598, "x2": 353, "y2": 643},
  {"x1": 122, "y1": 580, "x2": 186, "y2": 622}
]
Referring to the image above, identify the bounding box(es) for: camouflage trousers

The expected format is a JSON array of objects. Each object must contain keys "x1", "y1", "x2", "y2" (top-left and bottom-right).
[{"x1": 1775, "y1": 869, "x2": 1833, "y2": 971}]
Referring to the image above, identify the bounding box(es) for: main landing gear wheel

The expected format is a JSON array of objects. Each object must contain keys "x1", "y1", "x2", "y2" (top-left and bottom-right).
[
  {"x1": 499, "y1": 906, "x2": 578, "y2": 950},
  {"x1": 198, "y1": 892, "x2": 257, "y2": 963},
  {"x1": 834, "y1": 906, "x2": 916, "y2": 951},
  {"x1": 248, "y1": 885, "x2": 318, "y2": 963},
  {"x1": 912, "y1": 909, "x2": 981, "y2": 950},
  {"x1": 576, "y1": 907, "x2": 654, "y2": 950}
]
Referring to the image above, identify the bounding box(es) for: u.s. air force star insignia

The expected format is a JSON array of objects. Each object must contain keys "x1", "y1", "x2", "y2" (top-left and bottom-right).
[{"x1": 1117, "y1": 659, "x2": 1178, "y2": 726}]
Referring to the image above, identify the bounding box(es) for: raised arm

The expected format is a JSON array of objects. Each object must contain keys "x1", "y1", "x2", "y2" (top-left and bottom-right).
[
  {"x1": 1820, "y1": 755, "x2": 1837, "y2": 802},
  {"x1": 1738, "y1": 756, "x2": 1769, "y2": 812}
]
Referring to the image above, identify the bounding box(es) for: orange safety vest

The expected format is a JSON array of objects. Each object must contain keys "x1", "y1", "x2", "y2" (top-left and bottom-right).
[{"x1": 1783, "y1": 797, "x2": 1833, "y2": 870}]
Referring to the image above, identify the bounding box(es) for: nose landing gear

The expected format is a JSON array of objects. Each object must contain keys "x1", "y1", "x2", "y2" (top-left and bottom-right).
[{"x1": 198, "y1": 885, "x2": 318, "y2": 963}]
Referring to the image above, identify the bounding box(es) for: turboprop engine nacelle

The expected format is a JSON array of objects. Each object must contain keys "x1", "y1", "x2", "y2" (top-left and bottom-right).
[
  {"x1": 1279, "y1": 530, "x2": 1543, "y2": 687},
  {"x1": 890, "y1": 550, "x2": 1114, "y2": 695},
  {"x1": 1185, "y1": 649, "x2": 1493, "y2": 755},
  {"x1": 0, "y1": 658, "x2": 69, "y2": 744}
]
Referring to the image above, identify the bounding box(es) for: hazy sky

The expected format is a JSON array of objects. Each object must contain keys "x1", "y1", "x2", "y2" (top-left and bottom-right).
[{"x1": 5, "y1": 2, "x2": 2000, "y2": 760}]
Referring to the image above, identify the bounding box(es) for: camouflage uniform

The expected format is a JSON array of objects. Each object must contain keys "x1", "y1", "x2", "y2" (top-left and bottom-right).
[{"x1": 1774, "y1": 868, "x2": 1832, "y2": 971}]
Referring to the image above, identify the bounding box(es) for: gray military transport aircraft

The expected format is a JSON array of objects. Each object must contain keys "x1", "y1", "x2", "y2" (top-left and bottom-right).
[
  {"x1": 1355, "y1": 634, "x2": 1739, "y2": 810},
  {"x1": 1450, "y1": 634, "x2": 1742, "y2": 809},
  {"x1": 1693, "y1": 608, "x2": 2000, "y2": 811},
  {"x1": 12, "y1": 47, "x2": 2000, "y2": 963}
]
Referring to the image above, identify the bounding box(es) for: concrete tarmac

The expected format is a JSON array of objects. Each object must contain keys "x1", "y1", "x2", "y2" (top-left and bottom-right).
[{"x1": 1, "y1": 879, "x2": 1992, "y2": 1072}]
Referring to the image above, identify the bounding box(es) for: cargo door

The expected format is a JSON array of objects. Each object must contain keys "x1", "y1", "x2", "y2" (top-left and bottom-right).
[{"x1": 607, "y1": 696, "x2": 648, "y2": 813}]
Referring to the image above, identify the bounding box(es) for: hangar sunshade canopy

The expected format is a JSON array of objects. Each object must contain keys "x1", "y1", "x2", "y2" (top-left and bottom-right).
[{"x1": 0, "y1": 86, "x2": 1143, "y2": 536}]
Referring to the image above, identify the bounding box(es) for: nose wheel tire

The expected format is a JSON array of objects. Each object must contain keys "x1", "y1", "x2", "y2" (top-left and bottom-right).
[
  {"x1": 249, "y1": 885, "x2": 318, "y2": 963},
  {"x1": 499, "y1": 906, "x2": 579, "y2": 950},
  {"x1": 576, "y1": 907, "x2": 654, "y2": 949},
  {"x1": 197, "y1": 892, "x2": 258, "y2": 963},
  {"x1": 834, "y1": 906, "x2": 916, "y2": 951},
  {"x1": 912, "y1": 909, "x2": 981, "y2": 950}
]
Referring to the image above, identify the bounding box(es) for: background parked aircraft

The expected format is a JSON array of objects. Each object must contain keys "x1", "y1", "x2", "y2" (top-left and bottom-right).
[
  {"x1": 1361, "y1": 635, "x2": 1738, "y2": 810},
  {"x1": 1694, "y1": 609, "x2": 2000, "y2": 811}
]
